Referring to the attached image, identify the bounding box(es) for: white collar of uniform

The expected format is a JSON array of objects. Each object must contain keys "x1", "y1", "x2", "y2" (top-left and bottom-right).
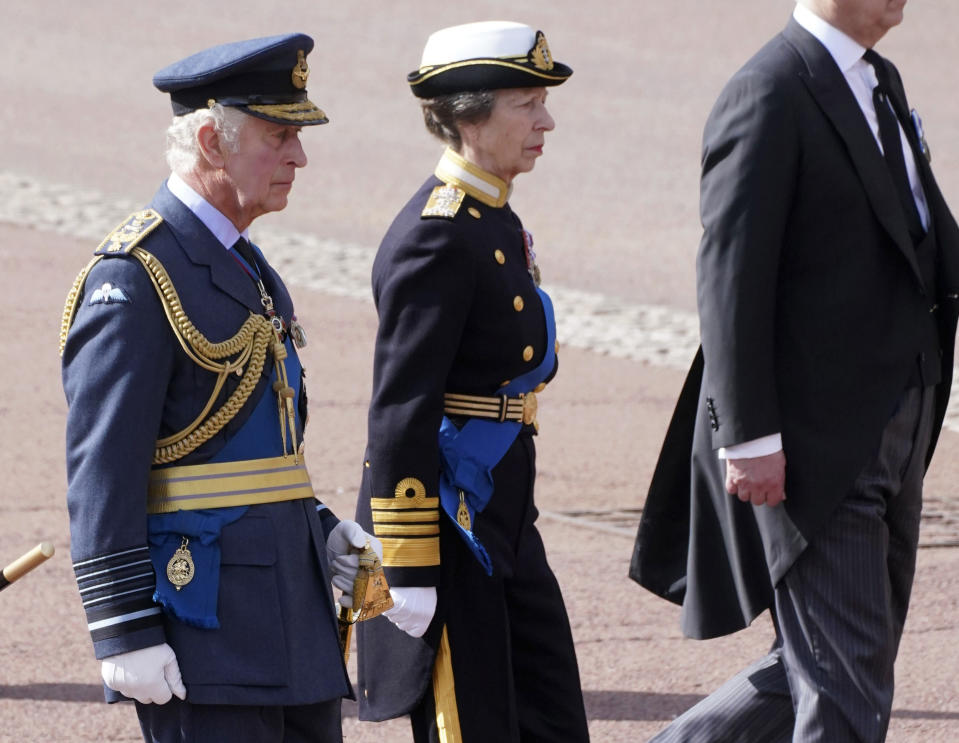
[
  {"x1": 167, "y1": 171, "x2": 251, "y2": 249},
  {"x1": 793, "y1": 2, "x2": 866, "y2": 75},
  {"x1": 434, "y1": 147, "x2": 512, "y2": 208}
]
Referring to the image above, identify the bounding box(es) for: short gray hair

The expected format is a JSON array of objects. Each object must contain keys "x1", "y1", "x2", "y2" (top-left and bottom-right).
[
  {"x1": 420, "y1": 90, "x2": 496, "y2": 150},
  {"x1": 164, "y1": 104, "x2": 248, "y2": 174}
]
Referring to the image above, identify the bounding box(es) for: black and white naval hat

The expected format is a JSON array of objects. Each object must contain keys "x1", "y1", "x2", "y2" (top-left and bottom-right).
[
  {"x1": 407, "y1": 21, "x2": 572, "y2": 99},
  {"x1": 153, "y1": 33, "x2": 328, "y2": 125}
]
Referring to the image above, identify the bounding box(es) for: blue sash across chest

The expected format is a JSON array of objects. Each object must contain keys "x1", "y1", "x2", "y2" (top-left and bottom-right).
[
  {"x1": 437, "y1": 286, "x2": 557, "y2": 575},
  {"x1": 147, "y1": 337, "x2": 306, "y2": 628}
]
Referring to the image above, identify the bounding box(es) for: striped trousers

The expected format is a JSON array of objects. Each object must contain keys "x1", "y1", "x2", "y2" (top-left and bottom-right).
[{"x1": 653, "y1": 386, "x2": 934, "y2": 743}]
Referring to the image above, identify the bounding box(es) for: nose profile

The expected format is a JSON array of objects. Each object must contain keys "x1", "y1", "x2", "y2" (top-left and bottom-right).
[{"x1": 289, "y1": 133, "x2": 308, "y2": 168}]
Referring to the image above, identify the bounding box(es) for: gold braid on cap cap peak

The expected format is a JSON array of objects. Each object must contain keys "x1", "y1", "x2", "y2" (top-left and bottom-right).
[{"x1": 246, "y1": 100, "x2": 328, "y2": 122}]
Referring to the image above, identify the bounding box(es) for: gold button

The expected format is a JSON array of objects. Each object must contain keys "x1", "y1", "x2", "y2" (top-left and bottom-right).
[
  {"x1": 468, "y1": 207, "x2": 481, "y2": 219},
  {"x1": 364, "y1": 460, "x2": 371, "y2": 468},
  {"x1": 555, "y1": 340, "x2": 560, "y2": 354},
  {"x1": 533, "y1": 382, "x2": 546, "y2": 393},
  {"x1": 494, "y1": 250, "x2": 505, "y2": 265},
  {"x1": 523, "y1": 345, "x2": 534, "y2": 362},
  {"x1": 499, "y1": 379, "x2": 511, "y2": 388},
  {"x1": 513, "y1": 295, "x2": 525, "y2": 311}
]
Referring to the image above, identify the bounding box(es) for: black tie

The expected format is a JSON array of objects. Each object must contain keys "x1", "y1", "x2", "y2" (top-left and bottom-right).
[
  {"x1": 863, "y1": 49, "x2": 924, "y2": 240},
  {"x1": 231, "y1": 237, "x2": 261, "y2": 279}
]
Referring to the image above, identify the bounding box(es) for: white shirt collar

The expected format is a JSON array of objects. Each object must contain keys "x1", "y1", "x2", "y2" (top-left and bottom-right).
[
  {"x1": 166, "y1": 171, "x2": 249, "y2": 249},
  {"x1": 793, "y1": 3, "x2": 866, "y2": 74}
]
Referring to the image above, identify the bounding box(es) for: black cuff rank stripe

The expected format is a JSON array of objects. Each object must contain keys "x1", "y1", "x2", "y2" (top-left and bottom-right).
[
  {"x1": 90, "y1": 612, "x2": 165, "y2": 644},
  {"x1": 73, "y1": 546, "x2": 161, "y2": 637}
]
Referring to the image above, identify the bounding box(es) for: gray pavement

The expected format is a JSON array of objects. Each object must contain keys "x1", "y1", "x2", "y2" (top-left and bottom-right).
[{"x1": 1, "y1": 2, "x2": 958, "y2": 741}]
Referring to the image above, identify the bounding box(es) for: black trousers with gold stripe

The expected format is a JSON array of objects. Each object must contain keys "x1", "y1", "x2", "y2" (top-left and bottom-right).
[{"x1": 410, "y1": 433, "x2": 590, "y2": 743}]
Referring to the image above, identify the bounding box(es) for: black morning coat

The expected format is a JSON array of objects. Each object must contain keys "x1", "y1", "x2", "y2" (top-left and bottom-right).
[{"x1": 630, "y1": 18, "x2": 959, "y2": 640}]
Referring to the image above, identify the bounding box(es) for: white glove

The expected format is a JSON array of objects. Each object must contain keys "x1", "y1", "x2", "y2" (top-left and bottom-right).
[
  {"x1": 100, "y1": 642, "x2": 187, "y2": 704},
  {"x1": 384, "y1": 586, "x2": 437, "y2": 638},
  {"x1": 326, "y1": 520, "x2": 383, "y2": 609}
]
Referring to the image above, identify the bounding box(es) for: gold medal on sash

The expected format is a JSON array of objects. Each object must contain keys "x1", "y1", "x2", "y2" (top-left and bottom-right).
[
  {"x1": 456, "y1": 490, "x2": 472, "y2": 531},
  {"x1": 166, "y1": 537, "x2": 195, "y2": 591}
]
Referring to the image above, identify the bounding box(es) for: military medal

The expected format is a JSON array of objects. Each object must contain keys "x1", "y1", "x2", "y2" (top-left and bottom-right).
[
  {"x1": 166, "y1": 537, "x2": 195, "y2": 591},
  {"x1": 522, "y1": 229, "x2": 541, "y2": 286},
  {"x1": 290, "y1": 317, "x2": 308, "y2": 348},
  {"x1": 456, "y1": 490, "x2": 472, "y2": 531}
]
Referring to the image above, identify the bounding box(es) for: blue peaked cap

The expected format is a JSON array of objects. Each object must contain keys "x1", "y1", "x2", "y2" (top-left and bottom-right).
[{"x1": 153, "y1": 33, "x2": 328, "y2": 125}]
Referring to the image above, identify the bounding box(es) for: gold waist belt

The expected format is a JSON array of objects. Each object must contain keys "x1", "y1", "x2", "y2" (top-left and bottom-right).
[
  {"x1": 147, "y1": 455, "x2": 313, "y2": 514},
  {"x1": 443, "y1": 391, "x2": 538, "y2": 425}
]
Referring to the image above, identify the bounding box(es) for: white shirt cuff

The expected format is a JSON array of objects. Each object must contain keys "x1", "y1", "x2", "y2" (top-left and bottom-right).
[{"x1": 718, "y1": 433, "x2": 783, "y2": 460}]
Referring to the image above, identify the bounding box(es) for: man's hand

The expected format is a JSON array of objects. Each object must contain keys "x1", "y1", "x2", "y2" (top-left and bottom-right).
[
  {"x1": 100, "y1": 642, "x2": 187, "y2": 704},
  {"x1": 326, "y1": 520, "x2": 383, "y2": 609},
  {"x1": 725, "y1": 450, "x2": 786, "y2": 507},
  {"x1": 384, "y1": 586, "x2": 437, "y2": 638}
]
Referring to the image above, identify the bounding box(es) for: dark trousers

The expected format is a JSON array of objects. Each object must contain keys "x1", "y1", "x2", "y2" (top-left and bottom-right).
[
  {"x1": 654, "y1": 386, "x2": 934, "y2": 743},
  {"x1": 410, "y1": 435, "x2": 590, "y2": 743},
  {"x1": 135, "y1": 697, "x2": 342, "y2": 743}
]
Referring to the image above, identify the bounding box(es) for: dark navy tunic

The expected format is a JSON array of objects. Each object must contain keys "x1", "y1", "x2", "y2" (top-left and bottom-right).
[{"x1": 355, "y1": 150, "x2": 589, "y2": 742}]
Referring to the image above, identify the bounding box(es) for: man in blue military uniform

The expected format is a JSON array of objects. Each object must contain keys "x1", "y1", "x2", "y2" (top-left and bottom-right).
[{"x1": 61, "y1": 33, "x2": 378, "y2": 742}]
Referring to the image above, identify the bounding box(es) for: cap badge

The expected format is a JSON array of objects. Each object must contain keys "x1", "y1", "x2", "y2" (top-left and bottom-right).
[
  {"x1": 291, "y1": 49, "x2": 309, "y2": 89},
  {"x1": 528, "y1": 31, "x2": 554, "y2": 72}
]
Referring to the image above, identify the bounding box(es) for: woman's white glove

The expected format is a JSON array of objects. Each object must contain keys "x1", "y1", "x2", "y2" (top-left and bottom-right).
[
  {"x1": 383, "y1": 586, "x2": 437, "y2": 638},
  {"x1": 100, "y1": 642, "x2": 187, "y2": 704},
  {"x1": 326, "y1": 520, "x2": 383, "y2": 609}
]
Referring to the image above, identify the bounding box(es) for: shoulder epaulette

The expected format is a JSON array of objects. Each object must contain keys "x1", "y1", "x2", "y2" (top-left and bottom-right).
[
  {"x1": 421, "y1": 185, "x2": 465, "y2": 220},
  {"x1": 94, "y1": 209, "x2": 164, "y2": 256}
]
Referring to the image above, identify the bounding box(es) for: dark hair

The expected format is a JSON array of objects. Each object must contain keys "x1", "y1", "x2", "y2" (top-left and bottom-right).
[{"x1": 420, "y1": 90, "x2": 497, "y2": 149}]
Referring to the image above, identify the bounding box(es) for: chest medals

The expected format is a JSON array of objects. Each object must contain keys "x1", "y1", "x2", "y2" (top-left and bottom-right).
[{"x1": 522, "y1": 229, "x2": 541, "y2": 286}]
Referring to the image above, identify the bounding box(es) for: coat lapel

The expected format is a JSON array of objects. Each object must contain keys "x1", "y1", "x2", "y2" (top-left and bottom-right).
[
  {"x1": 149, "y1": 184, "x2": 264, "y2": 314},
  {"x1": 782, "y1": 20, "x2": 922, "y2": 285}
]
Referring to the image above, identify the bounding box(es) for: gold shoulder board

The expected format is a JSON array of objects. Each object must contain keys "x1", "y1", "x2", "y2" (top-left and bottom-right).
[
  {"x1": 421, "y1": 185, "x2": 465, "y2": 219},
  {"x1": 94, "y1": 209, "x2": 164, "y2": 256}
]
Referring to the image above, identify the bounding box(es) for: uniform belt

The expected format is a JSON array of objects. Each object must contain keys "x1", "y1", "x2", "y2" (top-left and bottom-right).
[
  {"x1": 147, "y1": 455, "x2": 313, "y2": 514},
  {"x1": 443, "y1": 391, "x2": 538, "y2": 425}
]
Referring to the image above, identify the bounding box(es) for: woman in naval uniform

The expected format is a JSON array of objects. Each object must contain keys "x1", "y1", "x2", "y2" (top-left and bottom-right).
[{"x1": 354, "y1": 20, "x2": 590, "y2": 743}]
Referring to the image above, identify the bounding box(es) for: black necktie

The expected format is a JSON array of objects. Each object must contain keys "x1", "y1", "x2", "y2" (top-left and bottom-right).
[
  {"x1": 231, "y1": 237, "x2": 261, "y2": 279},
  {"x1": 863, "y1": 49, "x2": 924, "y2": 240}
]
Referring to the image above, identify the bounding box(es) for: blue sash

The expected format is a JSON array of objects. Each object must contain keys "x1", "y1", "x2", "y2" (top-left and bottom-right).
[
  {"x1": 437, "y1": 287, "x2": 556, "y2": 575},
  {"x1": 148, "y1": 337, "x2": 302, "y2": 628}
]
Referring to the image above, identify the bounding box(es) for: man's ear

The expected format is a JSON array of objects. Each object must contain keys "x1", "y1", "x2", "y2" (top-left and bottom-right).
[{"x1": 196, "y1": 123, "x2": 227, "y2": 169}]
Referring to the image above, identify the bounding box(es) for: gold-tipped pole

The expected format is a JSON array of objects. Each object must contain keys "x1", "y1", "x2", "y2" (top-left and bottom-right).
[{"x1": 0, "y1": 542, "x2": 55, "y2": 592}]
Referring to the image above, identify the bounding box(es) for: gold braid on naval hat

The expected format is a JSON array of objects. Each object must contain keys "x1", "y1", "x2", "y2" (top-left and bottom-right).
[{"x1": 60, "y1": 248, "x2": 276, "y2": 465}]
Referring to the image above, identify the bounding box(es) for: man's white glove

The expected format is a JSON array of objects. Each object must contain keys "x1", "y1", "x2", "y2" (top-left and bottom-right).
[
  {"x1": 326, "y1": 520, "x2": 383, "y2": 609},
  {"x1": 384, "y1": 586, "x2": 437, "y2": 638},
  {"x1": 100, "y1": 642, "x2": 187, "y2": 704}
]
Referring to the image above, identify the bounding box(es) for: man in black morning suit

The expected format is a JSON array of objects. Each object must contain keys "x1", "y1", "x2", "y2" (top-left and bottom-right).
[{"x1": 630, "y1": 1, "x2": 959, "y2": 740}]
